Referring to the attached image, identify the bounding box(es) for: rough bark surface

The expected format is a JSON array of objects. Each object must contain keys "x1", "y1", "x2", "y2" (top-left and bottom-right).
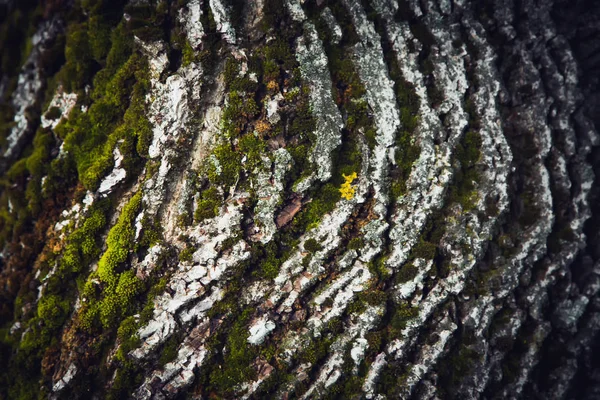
[{"x1": 1, "y1": 0, "x2": 600, "y2": 399}]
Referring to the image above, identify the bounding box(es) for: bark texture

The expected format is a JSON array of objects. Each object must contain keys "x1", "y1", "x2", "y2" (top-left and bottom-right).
[{"x1": 1, "y1": 0, "x2": 600, "y2": 399}]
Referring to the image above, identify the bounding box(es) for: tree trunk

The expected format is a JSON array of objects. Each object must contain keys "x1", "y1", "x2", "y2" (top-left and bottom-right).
[{"x1": 1, "y1": 0, "x2": 600, "y2": 399}]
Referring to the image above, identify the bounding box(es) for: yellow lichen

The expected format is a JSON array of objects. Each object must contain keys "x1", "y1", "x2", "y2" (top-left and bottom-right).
[{"x1": 340, "y1": 172, "x2": 358, "y2": 200}]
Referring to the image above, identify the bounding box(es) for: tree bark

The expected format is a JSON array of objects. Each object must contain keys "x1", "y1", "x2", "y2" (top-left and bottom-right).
[{"x1": 1, "y1": 0, "x2": 600, "y2": 399}]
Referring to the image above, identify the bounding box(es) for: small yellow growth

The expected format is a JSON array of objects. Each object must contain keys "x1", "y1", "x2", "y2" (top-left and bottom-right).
[
  {"x1": 267, "y1": 80, "x2": 279, "y2": 91},
  {"x1": 340, "y1": 172, "x2": 358, "y2": 200}
]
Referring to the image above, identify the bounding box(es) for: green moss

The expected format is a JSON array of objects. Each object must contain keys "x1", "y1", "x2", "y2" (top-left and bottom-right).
[
  {"x1": 97, "y1": 192, "x2": 142, "y2": 284},
  {"x1": 395, "y1": 263, "x2": 419, "y2": 283},
  {"x1": 293, "y1": 183, "x2": 340, "y2": 231},
  {"x1": 347, "y1": 237, "x2": 364, "y2": 250},
  {"x1": 25, "y1": 130, "x2": 52, "y2": 177},
  {"x1": 108, "y1": 359, "x2": 143, "y2": 400},
  {"x1": 204, "y1": 40, "x2": 303, "y2": 193},
  {"x1": 137, "y1": 215, "x2": 162, "y2": 249},
  {"x1": 368, "y1": 256, "x2": 391, "y2": 280},
  {"x1": 207, "y1": 143, "x2": 241, "y2": 189},
  {"x1": 304, "y1": 238, "x2": 323, "y2": 253},
  {"x1": 115, "y1": 270, "x2": 142, "y2": 302},
  {"x1": 61, "y1": 245, "x2": 83, "y2": 274},
  {"x1": 115, "y1": 315, "x2": 141, "y2": 363},
  {"x1": 224, "y1": 56, "x2": 241, "y2": 84},
  {"x1": 159, "y1": 335, "x2": 180, "y2": 366},
  {"x1": 179, "y1": 246, "x2": 195, "y2": 262},
  {"x1": 123, "y1": 72, "x2": 152, "y2": 159},
  {"x1": 222, "y1": 91, "x2": 259, "y2": 139},
  {"x1": 138, "y1": 277, "x2": 168, "y2": 326},
  {"x1": 263, "y1": 38, "x2": 299, "y2": 72},
  {"x1": 260, "y1": 0, "x2": 290, "y2": 34},
  {"x1": 195, "y1": 186, "x2": 221, "y2": 222},
  {"x1": 438, "y1": 344, "x2": 481, "y2": 389},
  {"x1": 326, "y1": 45, "x2": 366, "y2": 102},
  {"x1": 37, "y1": 295, "x2": 70, "y2": 330},
  {"x1": 92, "y1": 23, "x2": 134, "y2": 94},
  {"x1": 117, "y1": 315, "x2": 139, "y2": 342},
  {"x1": 122, "y1": 3, "x2": 167, "y2": 42},
  {"x1": 390, "y1": 79, "x2": 421, "y2": 197},
  {"x1": 88, "y1": 15, "x2": 112, "y2": 62},
  {"x1": 41, "y1": 152, "x2": 78, "y2": 197},
  {"x1": 54, "y1": 22, "x2": 149, "y2": 190},
  {"x1": 208, "y1": 308, "x2": 258, "y2": 393},
  {"x1": 239, "y1": 133, "x2": 266, "y2": 173},
  {"x1": 300, "y1": 255, "x2": 312, "y2": 270},
  {"x1": 299, "y1": 336, "x2": 334, "y2": 365},
  {"x1": 258, "y1": 242, "x2": 285, "y2": 280},
  {"x1": 359, "y1": 290, "x2": 387, "y2": 306},
  {"x1": 324, "y1": 352, "x2": 363, "y2": 399},
  {"x1": 80, "y1": 192, "x2": 143, "y2": 330},
  {"x1": 0, "y1": 3, "x2": 159, "y2": 396},
  {"x1": 98, "y1": 293, "x2": 120, "y2": 328},
  {"x1": 57, "y1": 22, "x2": 93, "y2": 92},
  {"x1": 288, "y1": 121, "x2": 362, "y2": 234},
  {"x1": 449, "y1": 130, "x2": 482, "y2": 211},
  {"x1": 376, "y1": 362, "x2": 412, "y2": 398},
  {"x1": 411, "y1": 239, "x2": 437, "y2": 260},
  {"x1": 223, "y1": 56, "x2": 259, "y2": 94},
  {"x1": 61, "y1": 80, "x2": 146, "y2": 188},
  {"x1": 55, "y1": 199, "x2": 110, "y2": 280},
  {"x1": 44, "y1": 106, "x2": 62, "y2": 120},
  {"x1": 347, "y1": 298, "x2": 368, "y2": 315},
  {"x1": 20, "y1": 129, "x2": 55, "y2": 214},
  {"x1": 366, "y1": 330, "x2": 384, "y2": 353},
  {"x1": 263, "y1": 59, "x2": 279, "y2": 82},
  {"x1": 390, "y1": 303, "x2": 418, "y2": 332}
]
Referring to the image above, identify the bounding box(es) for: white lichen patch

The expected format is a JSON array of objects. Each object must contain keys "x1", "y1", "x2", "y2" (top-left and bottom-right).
[
  {"x1": 98, "y1": 145, "x2": 126, "y2": 195},
  {"x1": 363, "y1": 352, "x2": 387, "y2": 398},
  {"x1": 254, "y1": 148, "x2": 293, "y2": 243},
  {"x1": 350, "y1": 338, "x2": 368, "y2": 373},
  {"x1": 179, "y1": 0, "x2": 204, "y2": 49},
  {"x1": 53, "y1": 191, "x2": 95, "y2": 235},
  {"x1": 40, "y1": 86, "x2": 77, "y2": 130},
  {"x1": 147, "y1": 64, "x2": 202, "y2": 159},
  {"x1": 209, "y1": 0, "x2": 236, "y2": 44},
  {"x1": 247, "y1": 315, "x2": 276, "y2": 345},
  {"x1": 285, "y1": 0, "x2": 306, "y2": 22},
  {"x1": 52, "y1": 362, "x2": 77, "y2": 393},
  {"x1": 393, "y1": 258, "x2": 433, "y2": 300},
  {"x1": 265, "y1": 93, "x2": 283, "y2": 125},
  {"x1": 321, "y1": 7, "x2": 342, "y2": 44},
  {"x1": 3, "y1": 19, "x2": 61, "y2": 160},
  {"x1": 293, "y1": 19, "x2": 343, "y2": 185},
  {"x1": 307, "y1": 262, "x2": 372, "y2": 333}
]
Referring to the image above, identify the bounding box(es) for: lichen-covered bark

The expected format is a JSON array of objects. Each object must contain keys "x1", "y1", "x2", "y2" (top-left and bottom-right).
[{"x1": 1, "y1": 0, "x2": 600, "y2": 399}]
